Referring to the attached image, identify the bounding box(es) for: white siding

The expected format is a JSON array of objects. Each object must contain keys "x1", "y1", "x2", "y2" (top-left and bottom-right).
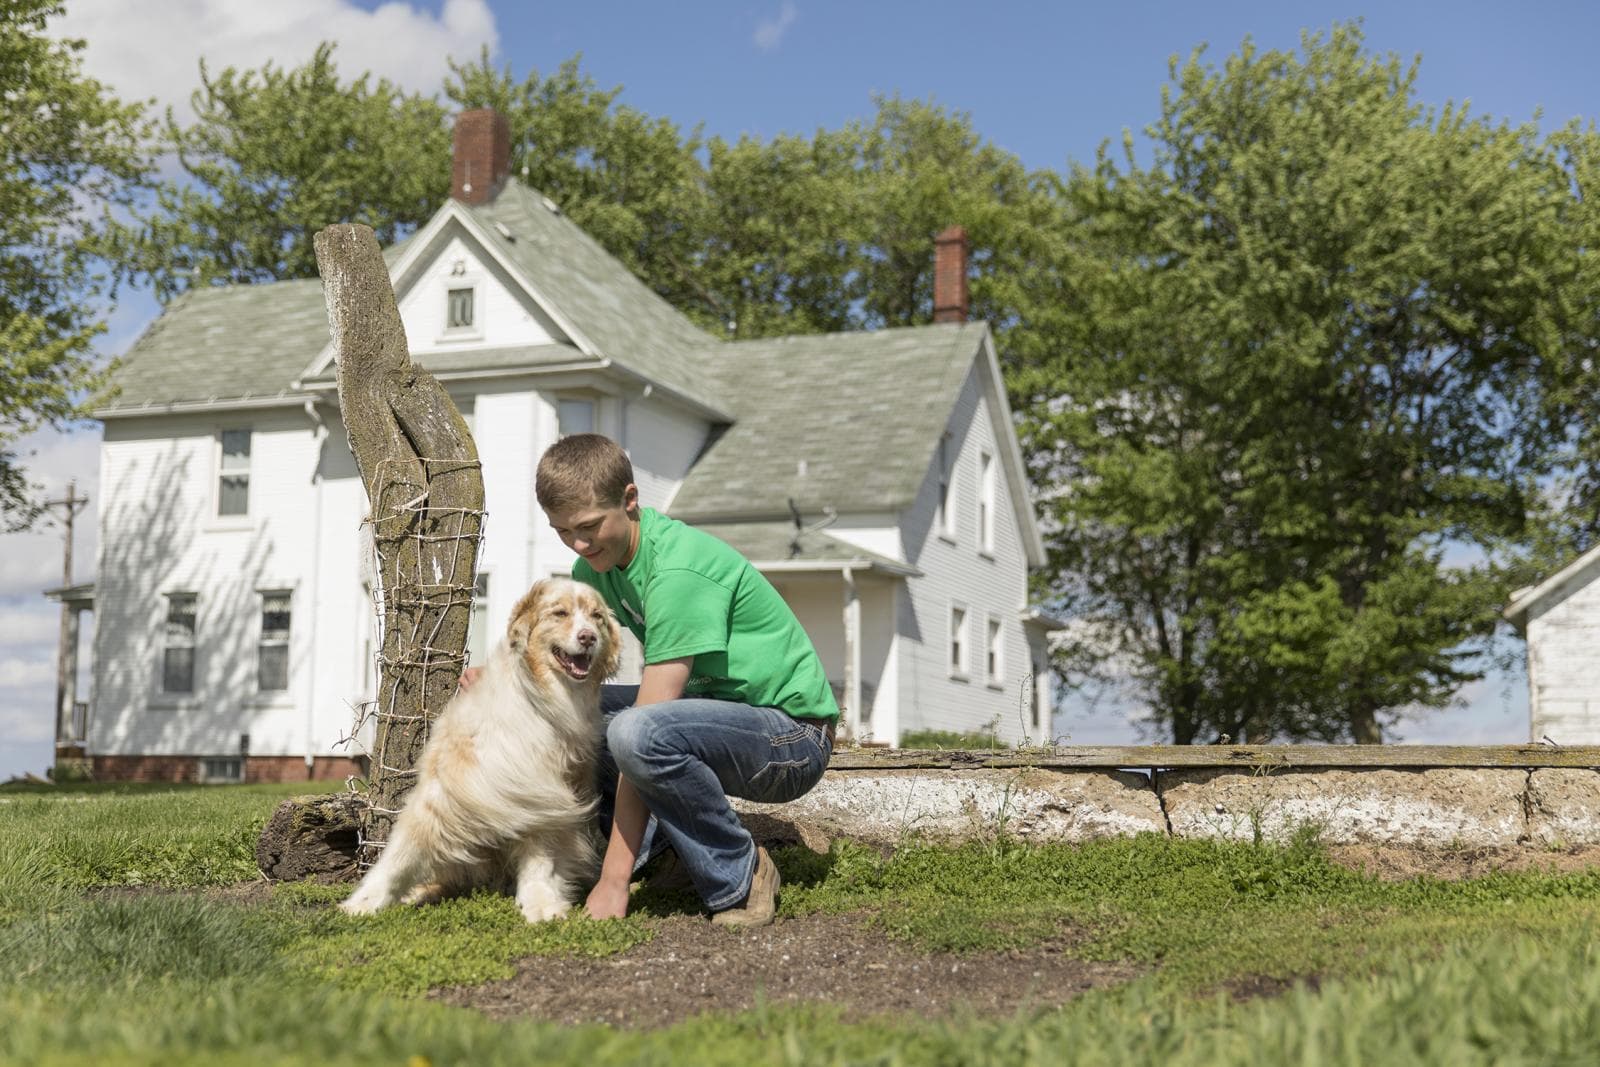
[
  {"x1": 627, "y1": 400, "x2": 709, "y2": 512},
  {"x1": 93, "y1": 409, "x2": 368, "y2": 760},
  {"x1": 824, "y1": 514, "x2": 903, "y2": 562},
  {"x1": 472, "y1": 387, "x2": 540, "y2": 651},
  {"x1": 401, "y1": 235, "x2": 562, "y2": 353},
  {"x1": 1526, "y1": 569, "x2": 1600, "y2": 743},
  {"x1": 766, "y1": 573, "x2": 897, "y2": 740},
  {"x1": 896, "y1": 363, "x2": 1034, "y2": 745}
]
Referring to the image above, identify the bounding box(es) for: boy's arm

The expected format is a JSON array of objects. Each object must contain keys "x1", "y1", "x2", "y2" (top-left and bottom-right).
[{"x1": 584, "y1": 655, "x2": 692, "y2": 920}]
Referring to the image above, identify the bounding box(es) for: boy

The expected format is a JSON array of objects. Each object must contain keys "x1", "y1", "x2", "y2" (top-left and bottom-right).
[{"x1": 535, "y1": 433, "x2": 837, "y2": 926}]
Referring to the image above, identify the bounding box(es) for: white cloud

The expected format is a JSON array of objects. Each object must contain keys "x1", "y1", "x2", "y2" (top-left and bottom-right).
[
  {"x1": 0, "y1": 658, "x2": 57, "y2": 691},
  {"x1": 50, "y1": 0, "x2": 499, "y2": 123},
  {"x1": 753, "y1": 2, "x2": 797, "y2": 51}
]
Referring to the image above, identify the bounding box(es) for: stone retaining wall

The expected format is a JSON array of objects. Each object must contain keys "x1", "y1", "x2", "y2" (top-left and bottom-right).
[{"x1": 733, "y1": 766, "x2": 1600, "y2": 849}]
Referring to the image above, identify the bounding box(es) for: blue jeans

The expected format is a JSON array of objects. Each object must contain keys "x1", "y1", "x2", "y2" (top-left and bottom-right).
[{"x1": 596, "y1": 685, "x2": 832, "y2": 910}]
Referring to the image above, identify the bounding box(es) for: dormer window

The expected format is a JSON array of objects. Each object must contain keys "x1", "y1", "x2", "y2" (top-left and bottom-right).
[{"x1": 447, "y1": 287, "x2": 475, "y2": 329}]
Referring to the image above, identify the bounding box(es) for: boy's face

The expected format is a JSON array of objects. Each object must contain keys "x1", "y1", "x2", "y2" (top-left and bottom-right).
[{"x1": 547, "y1": 484, "x2": 641, "y2": 573}]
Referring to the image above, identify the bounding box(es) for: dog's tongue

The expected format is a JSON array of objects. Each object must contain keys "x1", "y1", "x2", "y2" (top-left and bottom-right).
[{"x1": 557, "y1": 648, "x2": 593, "y2": 677}]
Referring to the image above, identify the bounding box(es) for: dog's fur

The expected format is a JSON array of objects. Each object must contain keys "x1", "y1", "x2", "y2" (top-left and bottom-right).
[{"x1": 340, "y1": 576, "x2": 621, "y2": 922}]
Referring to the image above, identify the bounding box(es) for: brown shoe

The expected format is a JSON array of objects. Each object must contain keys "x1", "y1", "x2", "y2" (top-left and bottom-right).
[
  {"x1": 711, "y1": 846, "x2": 781, "y2": 928},
  {"x1": 639, "y1": 848, "x2": 695, "y2": 892}
]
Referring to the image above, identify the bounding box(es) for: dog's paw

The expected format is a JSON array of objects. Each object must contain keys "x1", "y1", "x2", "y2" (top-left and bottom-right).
[
  {"x1": 518, "y1": 897, "x2": 570, "y2": 924},
  {"x1": 339, "y1": 888, "x2": 386, "y2": 916}
]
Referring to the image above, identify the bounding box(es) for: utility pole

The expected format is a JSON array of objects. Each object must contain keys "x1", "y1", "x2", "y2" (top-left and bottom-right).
[{"x1": 43, "y1": 481, "x2": 89, "y2": 752}]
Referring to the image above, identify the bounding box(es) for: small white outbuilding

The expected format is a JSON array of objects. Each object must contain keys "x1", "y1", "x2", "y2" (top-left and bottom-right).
[{"x1": 1504, "y1": 544, "x2": 1600, "y2": 743}]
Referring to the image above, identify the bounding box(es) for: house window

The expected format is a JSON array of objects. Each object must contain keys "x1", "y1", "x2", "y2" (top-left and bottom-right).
[
  {"x1": 950, "y1": 605, "x2": 968, "y2": 677},
  {"x1": 937, "y1": 437, "x2": 956, "y2": 540},
  {"x1": 467, "y1": 572, "x2": 490, "y2": 667},
  {"x1": 558, "y1": 398, "x2": 595, "y2": 436},
  {"x1": 258, "y1": 591, "x2": 291, "y2": 692},
  {"x1": 162, "y1": 593, "x2": 197, "y2": 693},
  {"x1": 218, "y1": 430, "x2": 250, "y2": 516},
  {"x1": 978, "y1": 450, "x2": 995, "y2": 553},
  {"x1": 200, "y1": 757, "x2": 243, "y2": 783},
  {"x1": 447, "y1": 287, "x2": 475, "y2": 329},
  {"x1": 986, "y1": 617, "x2": 1002, "y2": 685}
]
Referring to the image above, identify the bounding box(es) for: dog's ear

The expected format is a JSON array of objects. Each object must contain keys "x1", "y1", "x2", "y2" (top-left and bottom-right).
[
  {"x1": 506, "y1": 578, "x2": 554, "y2": 643},
  {"x1": 508, "y1": 612, "x2": 531, "y2": 654}
]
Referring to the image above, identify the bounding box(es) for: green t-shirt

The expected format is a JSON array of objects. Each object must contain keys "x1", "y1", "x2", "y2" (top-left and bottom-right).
[{"x1": 572, "y1": 508, "x2": 839, "y2": 722}]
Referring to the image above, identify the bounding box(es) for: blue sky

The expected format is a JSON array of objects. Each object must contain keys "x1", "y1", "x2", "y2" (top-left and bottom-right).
[
  {"x1": 485, "y1": 1, "x2": 1598, "y2": 172},
  {"x1": 4, "y1": 0, "x2": 1590, "y2": 779}
]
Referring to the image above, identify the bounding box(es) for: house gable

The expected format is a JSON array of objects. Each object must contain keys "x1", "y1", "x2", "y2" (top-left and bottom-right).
[
  {"x1": 398, "y1": 233, "x2": 566, "y2": 355},
  {"x1": 1505, "y1": 543, "x2": 1600, "y2": 630}
]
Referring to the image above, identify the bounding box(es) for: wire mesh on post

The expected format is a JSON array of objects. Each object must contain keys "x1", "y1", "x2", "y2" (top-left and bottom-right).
[{"x1": 335, "y1": 457, "x2": 486, "y2": 870}]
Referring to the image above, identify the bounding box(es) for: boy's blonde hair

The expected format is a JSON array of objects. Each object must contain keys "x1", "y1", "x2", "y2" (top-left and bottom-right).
[{"x1": 536, "y1": 433, "x2": 634, "y2": 512}]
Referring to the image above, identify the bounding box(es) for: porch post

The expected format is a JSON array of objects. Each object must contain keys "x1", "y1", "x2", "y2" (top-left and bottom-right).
[
  {"x1": 58, "y1": 606, "x2": 80, "y2": 744},
  {"x1": 842, "y1": 567, "x2": 861, "y2": 741}
]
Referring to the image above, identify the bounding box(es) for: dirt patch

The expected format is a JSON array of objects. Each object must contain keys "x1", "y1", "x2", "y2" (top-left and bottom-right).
[
  {"x1": 86, "y1": 880, "x2": 279, "y2": 905},
  {"x1": 1217, "y1": 972, "x2": 1324, "y2": 1003},
  {"x1": 1326, "y1": 844, "x2": 1600, "y2": 881},
  {"x1": 430, "y1": 910, "x2": 1138, "y2": 1029}
]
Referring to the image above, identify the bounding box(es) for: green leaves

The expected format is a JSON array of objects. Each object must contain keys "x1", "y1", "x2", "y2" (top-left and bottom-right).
[
  {"x1": 1015, "y1": 23, "x2": 1591, "y2": 742},
  {"x1": 1, "y1": 0, "x2": 153, "y2": 525},
  {"x1": 114, "y1": 43, "x2": 451, "y2": 301}
]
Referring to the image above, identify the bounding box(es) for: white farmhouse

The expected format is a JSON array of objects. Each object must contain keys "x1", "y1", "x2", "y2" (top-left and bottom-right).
[
  {"x1": 70, "y1": 109, "x2": 1059, "y2": 783},
  {"x1": 1504, "y1": 543, "x2": 1600, "y2": 744}
]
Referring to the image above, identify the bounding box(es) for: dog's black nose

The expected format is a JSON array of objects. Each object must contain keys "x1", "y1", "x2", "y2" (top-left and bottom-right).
[{"x1": 577, "y1": 628, "x2": 596, "y2": 649}]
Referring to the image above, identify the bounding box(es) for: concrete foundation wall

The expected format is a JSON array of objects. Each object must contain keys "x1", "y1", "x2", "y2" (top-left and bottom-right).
[{"x1": 735, "y1": 765, "x2": 1600, "y2": 848}]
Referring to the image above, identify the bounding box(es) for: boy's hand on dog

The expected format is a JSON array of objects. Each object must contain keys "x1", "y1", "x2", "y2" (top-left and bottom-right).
[
  {"x1": 458, "y1": 666, "x2": 483, "y2": 692},
  {"x1": 585, "y1": 876, "x2": 630, "y2": 920}
]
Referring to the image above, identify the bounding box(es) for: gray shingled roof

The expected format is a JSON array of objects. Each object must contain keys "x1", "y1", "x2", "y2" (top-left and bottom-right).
[
  {"x1": 97, "y1": 279, "x2": 329, "y2": 412},
  {"x1": 668, "y1": 323, "x2": 988, "y2": 520},
  {"x1": 301, "y1": 342, "x2": 589, "y2": 385},
  {"x1": 98, "y1": 238, "x2": 422, "y2": 413},
  {"x1": 694, "y1": 521, "x2": 920, "y2": 576},
  {"x1": 93, "y1": 184, "x2": 986, "y2": 537},
  {"x1": 466, "y1": 183, "x2": 723, "y2": 411},
  {"x1": 102, "y1": 181, "x2": 726, "y2": 415}
]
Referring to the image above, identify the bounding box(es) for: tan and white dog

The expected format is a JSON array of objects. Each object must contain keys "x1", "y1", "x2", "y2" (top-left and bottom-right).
[{"x1": 340, "y1": 576, "x2": 621, "y2": 923}]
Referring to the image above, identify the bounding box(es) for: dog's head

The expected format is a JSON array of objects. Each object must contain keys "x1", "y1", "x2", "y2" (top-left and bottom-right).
[{"x1": 506, "y1": 577, "x2": 621, "y2": 687}]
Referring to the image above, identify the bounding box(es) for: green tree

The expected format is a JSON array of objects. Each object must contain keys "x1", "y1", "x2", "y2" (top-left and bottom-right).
[
  {"x1": 117, "y1": 43, "x2": 451, "y2": 299},
  {"x1": 1, "y1": 0, "x2": 153, "y2": 526},
  {"x1": 1540, "y1": 121, "x2": 1600, "y2": 553},
  {"x1": 1012, "y1": 25, "x2": 1584, "y2": 743},
  {"x1": 692, "y1": 96, "x2": 1053, "y2": 340},
  {"x1": 688, "y1": 127, "x2": 866, "y2": 337},
  {"x1": 852, "y1": 96, "x2": 1053, "y2": 334}
]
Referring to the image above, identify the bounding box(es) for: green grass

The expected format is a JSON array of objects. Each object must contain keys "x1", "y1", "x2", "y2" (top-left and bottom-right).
[
  {"x1": 775, "y1": 829, "x2": 1600, "y2": 995},
  {"x1": 7, "y1": 781, "x2": 1600, "y2": 1064},
  {"x1": 897, "y1": 727, "x2": 1006, "y2": 750},
  {"x1": 0, "y1": 781, "x2": 337, "y2": 921}
]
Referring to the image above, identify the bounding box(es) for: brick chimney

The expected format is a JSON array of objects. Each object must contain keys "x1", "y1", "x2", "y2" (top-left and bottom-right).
[
  {"x1": 932, "y1": 225, "x2": 969, "y2": 323},
  {"x1": 452, "y1": 108, "x2": 511, "y2": 205}
]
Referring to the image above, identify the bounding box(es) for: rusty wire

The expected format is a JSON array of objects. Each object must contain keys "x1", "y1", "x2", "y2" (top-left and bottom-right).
[{"x1": 334, "y1": 457, "x2": 486, "y2": 861}]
